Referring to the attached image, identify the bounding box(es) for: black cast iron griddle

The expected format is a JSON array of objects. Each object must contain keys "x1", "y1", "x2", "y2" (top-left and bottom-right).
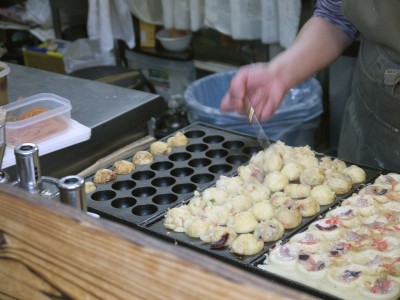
[
  {"x1": 85, "y1": 121, "x2": 383, "y2": 300},
  {"x1": 85, "y1": 122, "x2": 262, "y2": 226}
]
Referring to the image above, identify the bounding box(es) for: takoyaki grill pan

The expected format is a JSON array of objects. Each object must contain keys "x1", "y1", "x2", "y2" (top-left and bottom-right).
[
  {"x1": 144, "y1": 164, "x2": 380, "y2": 266},
  {"x1": 85, "y1": 121, "x2": 382, "y2": 299},
  {"x1": 85, "y1": 122, "x2": 262, "y2": 226}
]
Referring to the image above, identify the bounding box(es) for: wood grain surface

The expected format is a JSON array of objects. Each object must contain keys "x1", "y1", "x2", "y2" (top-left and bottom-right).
[{"x1": 0, "y1": 184, "x2": 318, "y2": 300}]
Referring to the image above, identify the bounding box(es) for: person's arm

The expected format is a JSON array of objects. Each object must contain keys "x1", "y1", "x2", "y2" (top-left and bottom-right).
[{"x1": 221, "y1": 16, "x2": 353, "y2": 122}]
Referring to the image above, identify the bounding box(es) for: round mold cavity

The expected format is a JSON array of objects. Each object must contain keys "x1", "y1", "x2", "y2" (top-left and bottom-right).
[
  {"x1": 152, "y1": 193, "x2": 178, "y2": 205},
  {"x1": 172, "y1": 183, "x2": 197, "y2": 194},
  {"x1": 186, "y1": 143, "x2": 208, "y2": 153},
  {"x1": 243, "y1": 145, "x2": 263, "y2": 156},
  {"x1": 132, "y1": 186, "x2": 157, "y2": 198},
  {"x1": 206, "y1": 149, "x2": 228, "y2": 159},
  {"x1": 209, "y1": 164, "x2": 233, "y2": 174},
  {"x1": 223, "y1": 140, "x2": 245, "y2": 150},
  {"x1": 132, "y1": 204, "x2": 158, "y2": 216},
  {"x1": 91, "y1": 190, "x2": 116, "y2": 201},
  {"x1": 191, "y1": 173, "x2": 215, "y2": 184},
  {"x1": 188, "y1": 158, "x2": 212, "y2": 168},
  {"x1": 169, "y1": 152, "x2": 191, "y2": 162},
  {"x1": 150, "y1": 161, "x2": 174, "y2": 171},
  {"x1": 185, "y1": 130, "x2": 205, "y2": 138},
  {"x1": 226, "y1": 154, "x2": 249, "y2": 165},
  {"x1": 151, "y1": 176, "x2": 176, "y2": 187},
  {"x1": 203, "y1": 135, "x2": 224, "y2": 144},
  {"x1": 111, "y1": 197, "x2": 136, "y2": 208},
  {"x1": 111, "y1": 180, "x2": 136, "y2": 191},
  {"x1": 170, "y1": 167, "x2": 194, "y2": 177},
  {"x1": 132, "y1": 170, "x2": 156, "y2": 181}
]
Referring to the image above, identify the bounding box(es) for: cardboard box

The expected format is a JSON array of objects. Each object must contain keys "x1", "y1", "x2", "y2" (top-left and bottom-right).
[{"x1": 23, "y1": 40, "x2": 69, "y2": 74}]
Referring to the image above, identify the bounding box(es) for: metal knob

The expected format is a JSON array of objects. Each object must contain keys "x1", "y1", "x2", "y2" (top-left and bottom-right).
[
  {"x1": 14, "y1": 143, "x2": 43, "y2": 194},
  {"x1": 59, "y1": 175, "x2": 87, "y2": 211}
]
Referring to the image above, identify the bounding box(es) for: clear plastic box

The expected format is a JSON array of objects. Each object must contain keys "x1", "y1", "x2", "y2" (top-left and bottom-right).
[{"x1": 4, "y1": 93, "x2": 72, "y2": 147}]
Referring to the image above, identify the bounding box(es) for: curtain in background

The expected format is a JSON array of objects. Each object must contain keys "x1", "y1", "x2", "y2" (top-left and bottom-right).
[{"x1": 125, "y1": 0, "x2": 302, "y2": 48}]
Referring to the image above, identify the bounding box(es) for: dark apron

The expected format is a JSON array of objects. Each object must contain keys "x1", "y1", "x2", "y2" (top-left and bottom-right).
[{"x1": 338, "y1": 0, "x2": 400, "y2": 172}]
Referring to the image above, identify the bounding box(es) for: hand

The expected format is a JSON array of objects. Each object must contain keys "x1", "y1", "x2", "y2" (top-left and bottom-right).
[{"x1": 220, "y1": 62, "x2": 288, "y2": 122}]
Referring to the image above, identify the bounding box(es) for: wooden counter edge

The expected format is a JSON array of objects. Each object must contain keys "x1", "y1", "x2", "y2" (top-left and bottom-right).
[{"x1": 0, "y1": 184, "x2": 318, "y2": 300}]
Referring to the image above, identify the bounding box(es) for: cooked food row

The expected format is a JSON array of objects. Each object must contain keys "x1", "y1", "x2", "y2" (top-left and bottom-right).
[
  {"x1": 259, "y1": 173, "x2": 400, "y2": 300},
  {"x1": 85, "y1": 131, "x2": 189, "y2": 191},
  {"x1": 163, "y1": 141, "x2": 366, "y2": 256}
]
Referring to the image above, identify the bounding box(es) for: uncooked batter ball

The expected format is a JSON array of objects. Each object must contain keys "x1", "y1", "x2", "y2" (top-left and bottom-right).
[
  {"x1": 132, "y1": 150, "x2": 154, "y2": 165},
  {"x1": 93, "y1": 168, "x2": 117, "y2": 184},
  {"x1": 112, "y1": 160, "x2": 135, "y2": 174}
]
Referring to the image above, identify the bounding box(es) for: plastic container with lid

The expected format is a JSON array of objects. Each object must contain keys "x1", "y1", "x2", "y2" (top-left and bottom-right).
[{"x1": 4, "y1": 93, "x2": 72, "y2": 147}]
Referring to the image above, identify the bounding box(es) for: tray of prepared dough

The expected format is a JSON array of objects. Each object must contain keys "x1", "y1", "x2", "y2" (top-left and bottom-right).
[
  {"x1": 251, "y1": 172, "x2": 400, "y2": 300},
  {"x1": 84, "y1": 122, "x2": 262, "y2": 226},
  {"x1": 143, "y1": 141, "x2": 380, "y2": 266}
]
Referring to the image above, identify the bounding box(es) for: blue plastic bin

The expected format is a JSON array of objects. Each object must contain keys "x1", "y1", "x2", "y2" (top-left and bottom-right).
[{"x1": 184, "y1": 71, "x2": 323, "y2": 146}]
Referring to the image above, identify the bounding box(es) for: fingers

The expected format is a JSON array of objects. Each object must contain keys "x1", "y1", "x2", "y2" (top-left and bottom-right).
[{"x1": 220, "y1": 68, "x2": 250, "y2": 113}]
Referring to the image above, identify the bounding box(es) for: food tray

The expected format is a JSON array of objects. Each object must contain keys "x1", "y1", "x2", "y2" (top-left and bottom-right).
[
  {"x1": 4, "y1": 93, "x2": 72, "y2": 146},
  {"x1": 144, "y1": 164, "x2": 380, "y2": 266},
  {"x1": 85, "y1": 122, "x2": 262, "y2": 226}
]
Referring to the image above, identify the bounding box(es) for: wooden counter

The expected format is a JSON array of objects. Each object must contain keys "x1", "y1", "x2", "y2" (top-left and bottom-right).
[{"x1": 0, "y1": 184, "x2": 318, "y2": 300}]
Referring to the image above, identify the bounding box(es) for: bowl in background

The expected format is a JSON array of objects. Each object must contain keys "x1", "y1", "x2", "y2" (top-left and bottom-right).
[{"x1": 156, "y1": 29, "x2": 192, "y2": 52}]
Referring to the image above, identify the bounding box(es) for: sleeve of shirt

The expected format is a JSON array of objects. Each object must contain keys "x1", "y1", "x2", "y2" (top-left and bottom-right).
[{"x1": 313, "y1": 0, "x2": 358, "y2": 39}]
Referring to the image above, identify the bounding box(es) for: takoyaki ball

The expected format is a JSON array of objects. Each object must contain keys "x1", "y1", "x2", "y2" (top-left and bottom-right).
[
  {"x1": 292, "y1": 144, "x2": 314, "y2": 157},
  {"x1": 310, "y1": 185, "x2": 335, "y2": 205},
  {"x1": 243, "y1": 182, "x2": 271, "y2": 202},
  {"x1": 149, "y1": 141, "x2": 172, "y2": 156},
  {"x1": 227, "y1": 211, "x2": 258, "y2": 234},
  {"x1": 300, "y1": 167, "x2": 325, "y2": 187},
  {"x1": 254, "y1": 218, "x2": 285, "y2": 242},
  {"x1": 229, "y1": 233, "x2": 264, "y2": 256},
  {"x1": 284, "y1": 183, "x2": 311, "y2": 199},
  {"x1": 325, "y1": 172, "x2": 352, "y2": 195},
  {"x1": 263, "y1": 146, "x2": 283, "y2": 172},
  {"x1": 85, "y1": 181, "x2": 96, "y2": 193},
  {"x1": 331, "y1": 158, "x2": 347, "y2": 171},
  {"x1": 132, "y1": 150, "x2": 154, "y2": 165},
  {"x1": 93, "y1": 168, "x2": 117, "y2": 184},
  {"x1": 273, "y1": 141, "x2": 294, "y2": 164},
  {"x1": 270, "y1": 192, "x2": 293, "y2": 208},
  {"x1": 249, "y1": 150, "x2": 264, "y2": 168},
  {"x1": 275, "y1": 207, "x2": 302, "y2": 229},
  {"x1": 343, "y1": 165, "x2": 366, "y2": 184},
  {"x1": 167, "y1": 131, "x2": 189, "y2": 147},
  {"x1": 292, "y1": 197, "x2": 320, "y2": 217},
  {"x1": 201, "y1": 226, "x2": 237, "y2": 247},
  {"x1": 188, "y1": 191, "x2": 206, "y2": 216},
  {"x1": 164, "y1": 206, "x2": 192, "y2": 232},
  {"x1": 202, "y1": 205, "x2": 231, "y2": 226},
  {"x1": 216, "y1": 175, "x2": 244, "y2": 195},
  {"x1": 237, "y1": 163, "x2": 264, "y2": 183},
  {"x1": 226, "y1": 194, "x2": 253, "y2": 213},
  {"x1": 251, "y1": 200, "x2": 275, "y2": 221},
  {"x1": 201, "y1": 187, "x2": 229, "y2": 205},
  {"x1": 184, "y1": 217, "x2": 213, "y2": 238},
  {"x1": 281, "y1": 162, "x2": 303, "y2": 182},
  {"x1": 319, "y1": 156, "x2": 333, "y2": 170},
  {"x1": 264, "y1": 171, "x2": 289, "y2": 192},
  {"x1": 112, "y1": 160, "x2": 135, "y2": 174},
  {"x1": 296, "y1": 154, "x2": 319, "y2": 169}
]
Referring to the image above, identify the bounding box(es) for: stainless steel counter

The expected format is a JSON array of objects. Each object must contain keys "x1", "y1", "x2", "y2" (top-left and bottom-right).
[{"x1": 5, "y1": 63, "x2": 167, "y2": 179}]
